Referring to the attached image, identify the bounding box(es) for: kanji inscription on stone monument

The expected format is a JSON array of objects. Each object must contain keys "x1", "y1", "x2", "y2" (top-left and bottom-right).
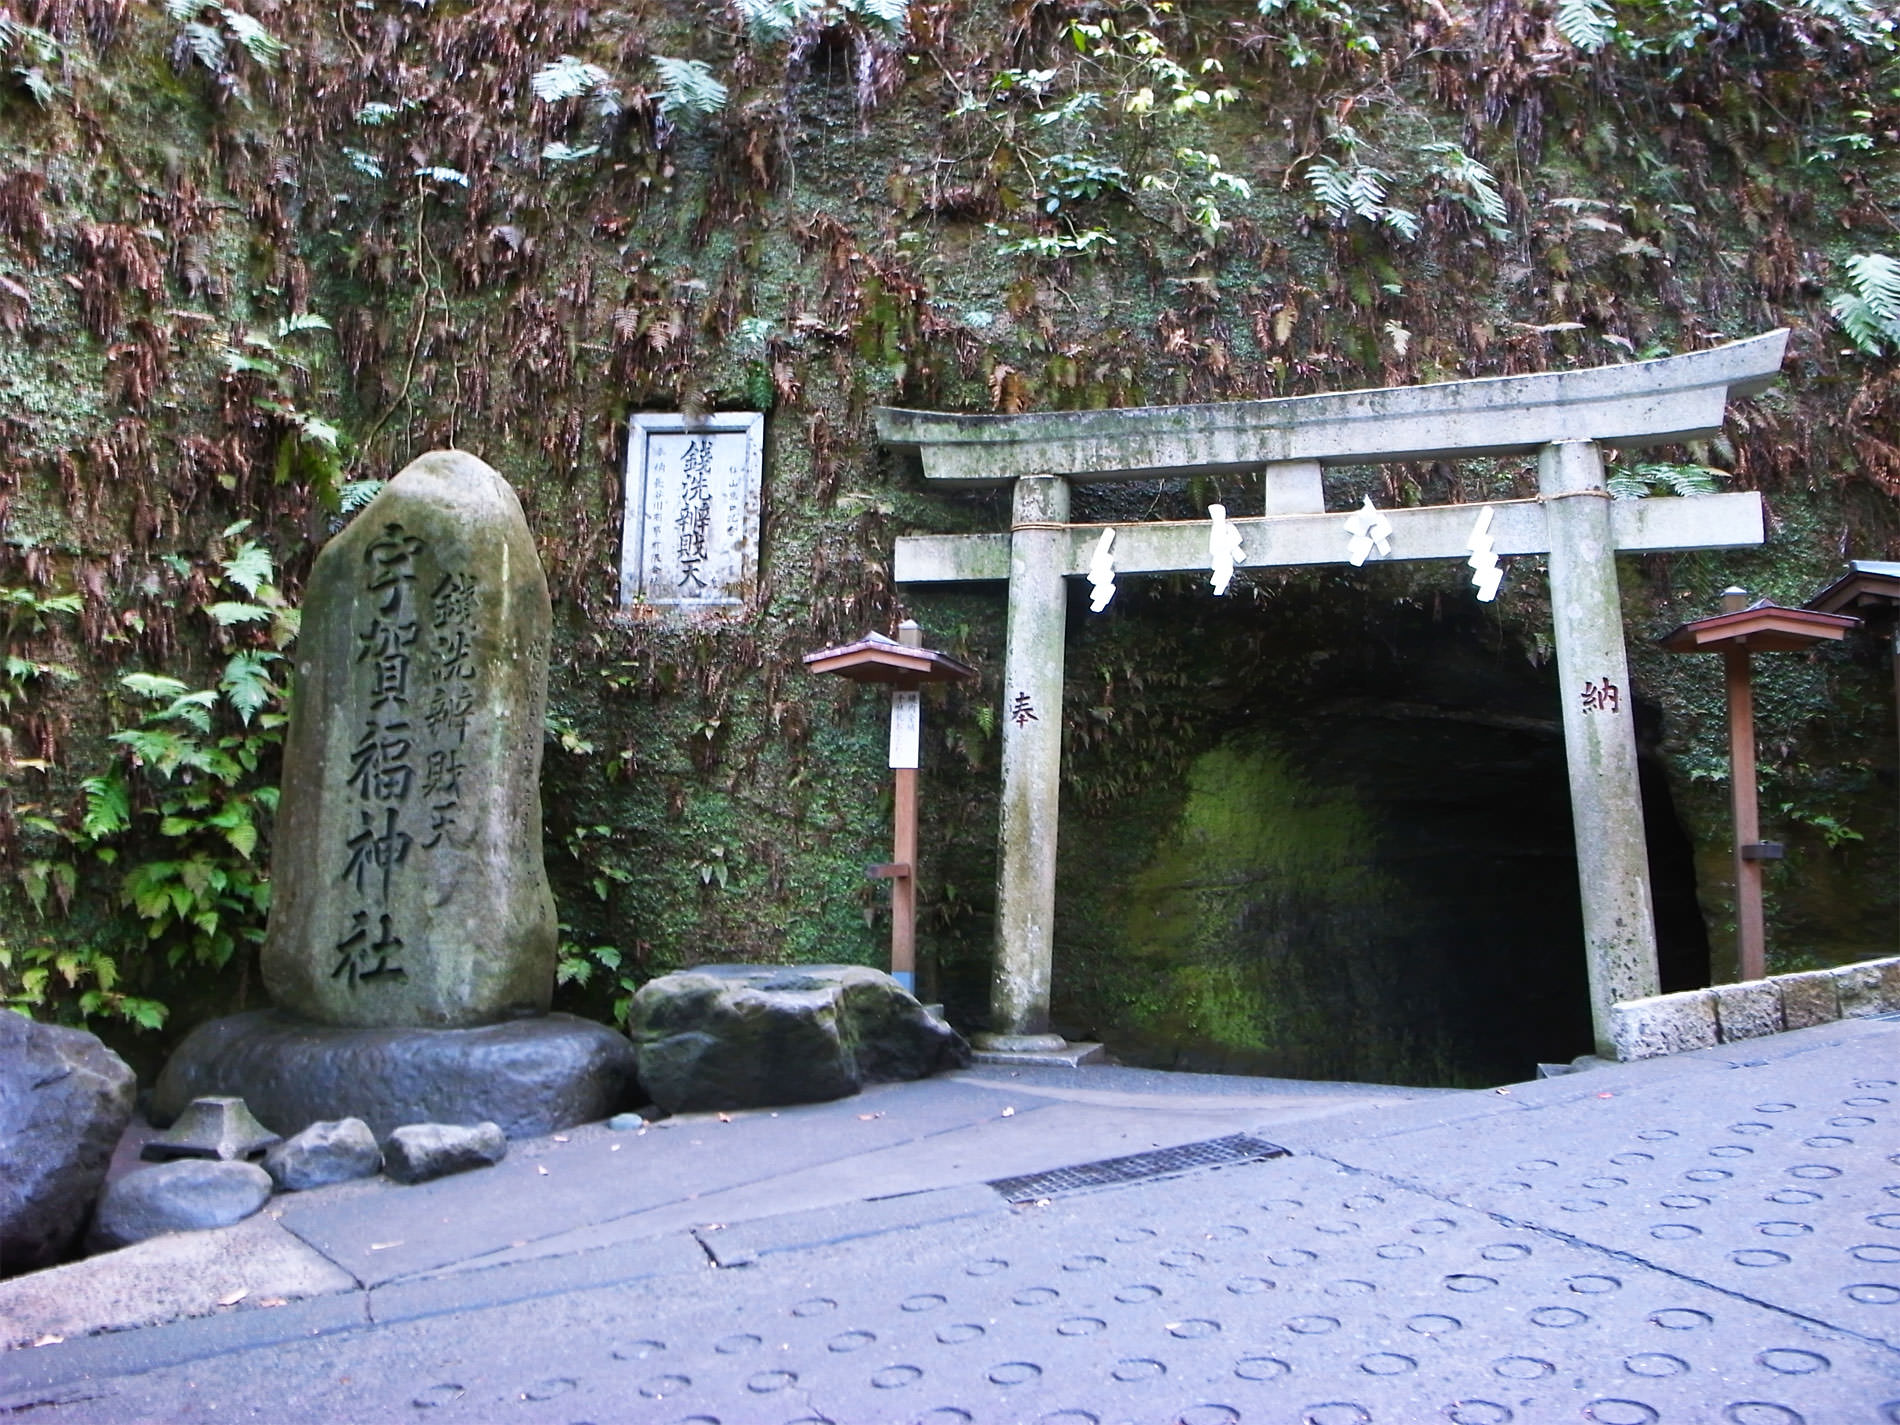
[
  {"x1": 263, "y1": 450, "x2": 557, "y2": 1029},
  {"x1": 620, "y1": 412, "x2": 764, "y2": 608}
]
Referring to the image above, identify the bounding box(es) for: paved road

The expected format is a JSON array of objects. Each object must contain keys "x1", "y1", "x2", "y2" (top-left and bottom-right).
[{"x1": 4, "y1": 1019, "x2": 1898, "y2": 1423}]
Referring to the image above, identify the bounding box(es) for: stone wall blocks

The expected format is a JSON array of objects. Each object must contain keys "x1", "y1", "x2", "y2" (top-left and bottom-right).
[
  {"x1": 1709, "y1": 979, "x2": 1784, "y2": 1044},
  {"x1": 1832, "y1": 957, "x2": 1900, "y2": 1018},
  {"x1": 1778, "y1": 969, "x2": 1841, "y2": 1030},
  {"x1": 1611, "y1": 955, "x2": 1899, "y2": 1063},
  {"x1": 1608, "y1": 989, "x2": 1718, "y2": 1062}
]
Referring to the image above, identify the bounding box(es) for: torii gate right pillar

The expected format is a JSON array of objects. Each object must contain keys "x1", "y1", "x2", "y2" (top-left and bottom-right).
[{"x1": 1542, "y1": 439, "x2": 1660, "y2": 1053}]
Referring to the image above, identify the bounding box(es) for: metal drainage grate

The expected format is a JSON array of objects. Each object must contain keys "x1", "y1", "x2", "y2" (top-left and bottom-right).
[{"x1": 989, "y1": 1134, "x2": 1290, "y2": 1204}]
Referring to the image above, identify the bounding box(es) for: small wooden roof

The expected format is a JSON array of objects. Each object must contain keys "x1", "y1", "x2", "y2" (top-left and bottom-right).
[
  {"x1": 802, "y1": 632, "x2": 977, "y2": 686},
  {"x1": 1805, "y1": 560, "x2": 1900, "y2": 616},
  {"x1": 1658, "y1": 599, "x2": 1860, "y2": 653}
]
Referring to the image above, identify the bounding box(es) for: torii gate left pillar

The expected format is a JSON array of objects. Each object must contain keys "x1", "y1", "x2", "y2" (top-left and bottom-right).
[
  {"x1": 987, "y1": 474, "x2": 1071, "y2": 1051},
  {"x1": 879, "y1": 332, "x2": 1790, "y2": 1059}
]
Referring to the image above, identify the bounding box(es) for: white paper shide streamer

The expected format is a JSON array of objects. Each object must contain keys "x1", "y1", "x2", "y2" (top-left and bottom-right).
[
  {"x1": 1466, "y1": 505, "x2": 1503, "y2": 602},
  {"x1": 1087, "y1": 527, "x2": 1118, "y2": 612},
  {"x1": 1207, "y1": 504, "x2": 1245, "y2": 595},
  {"x1": 1343, "y1": 496, "x2": 1394, "y2": 567}
]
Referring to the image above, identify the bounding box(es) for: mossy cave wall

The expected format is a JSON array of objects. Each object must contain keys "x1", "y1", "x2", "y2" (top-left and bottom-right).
[{"x1": 2, "y1": 0, "x2": 1896, "y2": 1086}]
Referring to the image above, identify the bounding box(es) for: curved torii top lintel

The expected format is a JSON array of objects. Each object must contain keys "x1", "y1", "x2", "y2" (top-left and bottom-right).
[{"x1": 875, "y1": 330, "x2": 1790, "y2": 487}]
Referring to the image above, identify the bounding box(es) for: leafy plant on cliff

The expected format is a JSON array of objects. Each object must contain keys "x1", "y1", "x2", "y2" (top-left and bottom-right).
[
  {"x1": 1, "y1": 534, "x2": 295, "y2": 1029},
  {"x1": 652, "y1": 57, "x2": 729, "y2": 121},
  {"x1": 0, "y1": 15, "x2": 74, "y2": 107},
  {"x1": 1607, "y1": 461, "x2": 1726, "y2": 498},
  {"x1": 1305, "y1": 136, "x2": 1420, "y2": 240},
  {"x1": 1830, "y1": 252, "x2": 1900, "y2": 357},
  {"x1": 733, "y1": 0, "x2": 909, "y2": 41}
]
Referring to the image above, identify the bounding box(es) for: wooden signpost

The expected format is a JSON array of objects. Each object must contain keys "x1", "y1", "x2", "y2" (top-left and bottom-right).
[
  {"x1": 804, "y1": 623, "x2": 975, "y2": 994},
  {"x1": 1660, "y1": 590, "x2": 1858, "y2": 981}
]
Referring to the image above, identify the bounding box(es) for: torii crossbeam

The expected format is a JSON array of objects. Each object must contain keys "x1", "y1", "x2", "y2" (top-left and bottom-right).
[{"x1": 877, "y1": 331, "x2": 1790, "y2": 1060}]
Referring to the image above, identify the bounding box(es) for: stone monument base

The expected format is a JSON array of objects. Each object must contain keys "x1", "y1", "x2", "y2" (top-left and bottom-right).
[{"x1": 151, "y1": 1011, "x2": 639, "y2": 1140}]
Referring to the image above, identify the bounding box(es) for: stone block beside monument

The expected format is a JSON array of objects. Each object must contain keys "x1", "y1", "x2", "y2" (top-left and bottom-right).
[{"x1": 153, "y1": 452, "x2": 636, "y2": 1138}]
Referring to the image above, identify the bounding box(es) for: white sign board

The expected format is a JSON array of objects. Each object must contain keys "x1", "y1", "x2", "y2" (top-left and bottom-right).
[
  {"x1": 888, "y1": 690, "x2": 920, "y2": 770},
  {"x1": 620, "y1": 413, "x2": 764, "y2": 607}
]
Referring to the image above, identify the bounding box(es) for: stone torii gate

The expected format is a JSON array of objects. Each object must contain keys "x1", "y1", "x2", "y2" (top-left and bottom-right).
[{"x1": 876, "y1": 330, "x2": 1789, "y2": 1060}]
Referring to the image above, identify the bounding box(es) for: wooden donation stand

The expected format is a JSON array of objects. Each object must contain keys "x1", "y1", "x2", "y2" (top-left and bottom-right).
[
  {"x1": 1659, "y1": 589, "x2": 1858, "y2": 980},
  {"x1": 803, "y1": 623, "x2": 974, "y2": 995}
]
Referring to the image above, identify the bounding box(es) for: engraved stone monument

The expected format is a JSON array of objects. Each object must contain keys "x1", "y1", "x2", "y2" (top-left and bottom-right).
[
  {"x1": 263, "y1": 450, "x2": 556, "y2": 1025},
  {"x1": 152, "y1": 452, "x2": 636, "y2": 1138}
]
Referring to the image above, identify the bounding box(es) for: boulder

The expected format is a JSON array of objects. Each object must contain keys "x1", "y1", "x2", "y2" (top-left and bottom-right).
[
  {"x1": 261, "y1": 450, "x2": 556, "y2": 1029},
  {"x1": 87, "y1": 1160, "x2": 273, "y2": 1252},
  {"x1": 151, "y1": 1009, "x2": 638, "y2": 1139},
  {"x1": 383, "y1": 1122, "x2": 507, "y2": 1184},
  {"x1": 264, "y1": 1118, "x2": 382, "y2": 1191},
  {"x1": 0, "y1": 1014, "x2": 137, "y2": 1275},
  {"x1": 628, "y1": 964, "x2": 970, "y2": 1113}
]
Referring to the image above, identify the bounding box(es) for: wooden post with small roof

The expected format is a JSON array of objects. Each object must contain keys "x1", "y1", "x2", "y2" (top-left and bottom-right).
[
  {"x1": 804, "y1": 623, "x2": 975, "y2": 995},
  {"x1": 1659, "y1": 590, "x2": 1858, "y2": 980}
]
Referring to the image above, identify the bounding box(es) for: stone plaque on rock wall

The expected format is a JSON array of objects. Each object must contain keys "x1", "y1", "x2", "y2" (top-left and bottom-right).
[
  {"x1": 261, "y1": 450, "x2": 557, "y2": 1028},
  {"x1": 620, "y1": 412, "x2": 763, "y2": 608}
]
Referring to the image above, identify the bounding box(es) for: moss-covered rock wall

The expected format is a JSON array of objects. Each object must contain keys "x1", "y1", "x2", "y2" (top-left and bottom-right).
[{"x1": 2, "y1": 0, "x2": 1895, "y2": 1084}]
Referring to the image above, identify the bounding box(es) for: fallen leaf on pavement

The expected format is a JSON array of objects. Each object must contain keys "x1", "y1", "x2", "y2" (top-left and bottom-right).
[{"x1": 218, "y1": 1289, "x2": 248, "y2": 1307}]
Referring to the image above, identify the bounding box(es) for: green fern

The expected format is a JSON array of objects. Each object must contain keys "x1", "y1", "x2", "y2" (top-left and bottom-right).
[
  {"x1": 1556, "y1": 0, "x2": 1617, "y2": 52},
  {"x1": 80, "y1": 776, "x2": 131, "y2": 841},
  {"x1": 1307, "y1": 154, "x2": 1418, "y2": 239},
  {"x1": 1797, "y1": 0, "x2": 1890, "y2": 44},
  {"x1": 220, "y1": 12, "x2": 283, "y2": 67},
  {"x1": 220, "y1": 540, "x2": 273, "y2": 596},
  {"x1": 851, "y1": 0, "x2": 910, "y2": 33},
  {"x1": 180, "y1": 21, "x2": 226, "y2": 70},
  {"x1": 732, "y1": 0, "x2": 906, "y2": 42},
  {"x1": 220, "y1": 651, "x2": 282, "y2": 726},
  {"x1": 1830, "y1": 252, "x2": 1900, "y2": 356},
  {"x1": 652, "y1": 56, "x2": 728, "y2": 119},
  {"x1": 1421, "y1": 143, "x2": 1508, "y2": 228},
  {"x1": 733, "y1": 0, "x2": 821, "y2": 41},
  {"x1": 530, "y1": 52, "x2": 622, "y2": 122},
  {"x1": 168, "y1": 3, "x2": 284, "y2": 72},
  {"x1": 1606, "y1": 462, "x2": 1725, "y2": 499},
  {"x1": 337, "y1": 480, "x2": 384, "y2": 516}
]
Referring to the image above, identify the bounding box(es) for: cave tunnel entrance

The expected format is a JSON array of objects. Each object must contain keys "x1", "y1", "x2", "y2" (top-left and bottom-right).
[{"x1": 1050, "y1": 582, "x2": 1710, "y2": 1089}]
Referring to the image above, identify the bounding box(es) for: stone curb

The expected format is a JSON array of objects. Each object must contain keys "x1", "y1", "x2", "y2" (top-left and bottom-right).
[{"x1": 1608, "y1": 953, "x2": 1900, "y2": 1060}]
